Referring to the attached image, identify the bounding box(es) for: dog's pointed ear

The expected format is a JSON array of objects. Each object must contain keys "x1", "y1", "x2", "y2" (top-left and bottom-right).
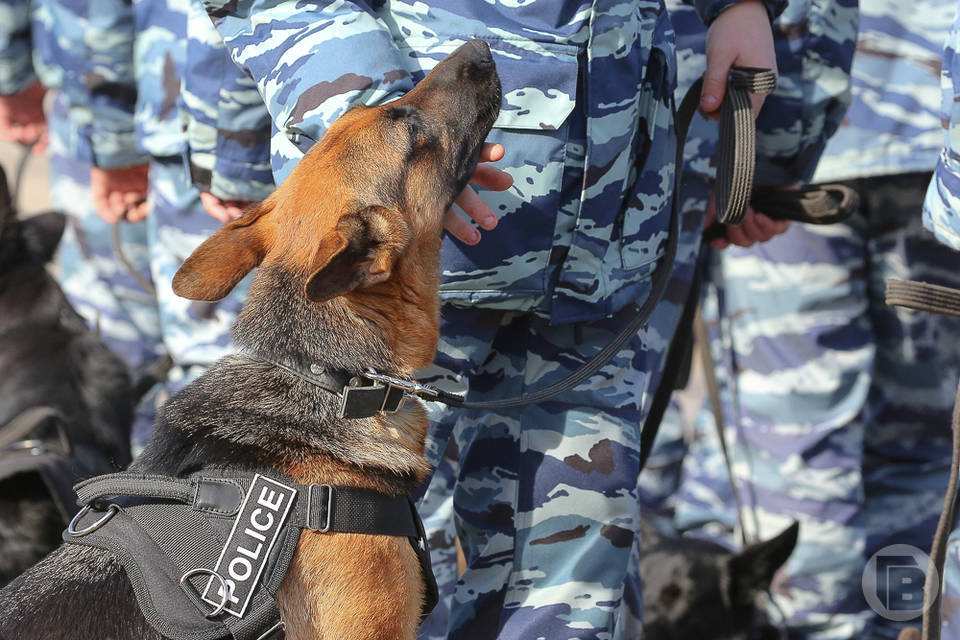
[
  {"x1": 304, "y1": 206, "x2": 410, "y2": 303},
  {"x1": 728, "y1": 521, "x2": 799, "y2": 606},
  {"x1": 173, "y1": 201, "x2": 273, "y2": 301},
  {"x1": 20, "y1": 211, "x2": 66, "y2": 262}
]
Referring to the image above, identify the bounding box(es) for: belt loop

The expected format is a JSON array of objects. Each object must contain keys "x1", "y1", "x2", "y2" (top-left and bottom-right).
[{"x1": 306, "y1": 484, "x2": 333, "y2": 532}]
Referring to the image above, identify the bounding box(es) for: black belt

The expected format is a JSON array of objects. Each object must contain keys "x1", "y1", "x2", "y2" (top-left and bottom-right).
[{"x1": 63, "y1": 469, "x2": 438, "y2": 640}]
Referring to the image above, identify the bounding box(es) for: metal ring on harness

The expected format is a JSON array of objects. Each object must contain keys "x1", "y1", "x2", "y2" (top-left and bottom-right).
[
  {"x1": 179, "y1": 567, "x2": 232, "y2": 619},
  {"x1": 67, "y1": 504, "x2": 119, "y2": 537},
  {"x1": 254, "y1": 620, "x2": 285, "y2": 640}
]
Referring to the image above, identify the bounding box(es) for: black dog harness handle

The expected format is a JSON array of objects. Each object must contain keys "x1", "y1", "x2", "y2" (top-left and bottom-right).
[{"x1": 63, "y1": 470, "x2": 438, "y2": 640}]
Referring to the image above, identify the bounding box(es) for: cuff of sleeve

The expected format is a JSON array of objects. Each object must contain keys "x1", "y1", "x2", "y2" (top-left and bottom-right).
[
  {"x1": 209, "y1": 156, "x2": 275, "y2": 202},
  {"x1": 0, "y1": 65, "x2": 37, "y2": 96},
  {"x1": 695, "y1": 0, "x2": 787, "y2": 26},
  {"x1": 923, "y1": 151, "x2": 960, "y2": 252},
  {"x1": 82, "y1": 128, "x2": 149, "y2": 169}
]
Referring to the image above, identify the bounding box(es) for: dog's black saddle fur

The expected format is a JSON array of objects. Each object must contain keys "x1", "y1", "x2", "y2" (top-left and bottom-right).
[{"x1": 63, "y1": 469, "x2": 438, "y2": 640}]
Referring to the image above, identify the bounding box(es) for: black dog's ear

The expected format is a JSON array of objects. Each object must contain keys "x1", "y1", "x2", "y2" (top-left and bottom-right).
[
  {"x1": 173, "y1": 200, "x2": 273, "y2": 301},
  {"x1": 19, "y1": 211, "x2": 66, "y2": 262},
  {"x1": 304, "y1": 206, "x2": 410, "y2": 303},
  {"x1": 728, "y1": 521, "x2": 799, "y2": 606},
  {"x1": 0, "y1": 163, "x2": 14, "y2": 241}
]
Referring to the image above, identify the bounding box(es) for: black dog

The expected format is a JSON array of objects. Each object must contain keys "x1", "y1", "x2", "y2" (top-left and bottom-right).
[
  {"x1": 641, "y1": 519, "x2": 799, "y2": 640},
  {"x1": 0, "y1": 165, "x2": 133, "y2": 586}
]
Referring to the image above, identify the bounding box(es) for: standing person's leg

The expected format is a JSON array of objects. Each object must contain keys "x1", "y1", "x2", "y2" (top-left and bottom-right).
[
  {"x1": 142, "y1": 156, "x2": 249, "y2": 445},
  {"x1": 435, "y1": 276, "x2": 694, "y2": 639},
  {"x1": 721, "y1": 216, "x2": 872, "y2": 639},
  {"x1": 861, "y1": 172, "x2": 960, "y2": 639},
  {"x1": 416, "y1": 307, "x2": 510, "y2": 640},
  {"x1": 49, "y1": 91, "x2": 163, "y2": 442}
]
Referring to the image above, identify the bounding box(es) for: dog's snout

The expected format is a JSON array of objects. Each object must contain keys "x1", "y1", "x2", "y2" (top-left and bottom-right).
[{"x1": 464, "y1": 39, "x2": 493, "y2": 66}]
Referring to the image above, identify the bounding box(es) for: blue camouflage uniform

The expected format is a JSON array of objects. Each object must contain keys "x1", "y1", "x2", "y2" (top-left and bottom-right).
[
  {"x1": 925, "y1": 4, "x2": 960, "y2": 637},
  {"x1": 62, "y1": 0, "x2": 274, "y2": 447},
  {"x1": 650, "y1": 2, "x2": 960, "y2": 638},
  {"x1": 925, "y1": 4, "x2": 960, "y2": 251},
  {"x1": 0, "y1": 0, "x2": 165, "y2": 440},
  {"x1": 198, "y1": 2, "x2": 820, "y2": 637}
]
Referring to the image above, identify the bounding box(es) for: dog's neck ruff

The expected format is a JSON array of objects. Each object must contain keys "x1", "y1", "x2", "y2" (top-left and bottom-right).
[
  {"x1": 252, "y1": 353, "x2": 464, "y2": 418},
  {"x1": 62, "y1": 469, "x2": 438, "y2": 640}
]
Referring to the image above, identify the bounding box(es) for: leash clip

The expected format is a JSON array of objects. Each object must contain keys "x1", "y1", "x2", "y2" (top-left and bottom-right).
[{"x1": 363, "y1": 368, "x2": 439, "y2": 401}]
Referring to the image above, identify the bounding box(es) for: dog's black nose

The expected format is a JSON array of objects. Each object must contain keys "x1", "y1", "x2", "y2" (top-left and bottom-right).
[{"x1": 462, "y1": 39, "x2": 494, "y2": 67}]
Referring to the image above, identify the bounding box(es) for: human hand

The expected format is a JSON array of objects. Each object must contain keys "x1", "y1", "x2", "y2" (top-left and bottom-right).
[
  {"x1": 705, "y1": 190, "x2": 791, "y2": 250},
  {"x1": 200, "y1": 192, "x2": 251, "y2": 223},
  {"x1": 90, "y1": 165, "x2": 150, "y2": 224},
  {"x1": 701, "y1": 0, "x2": 777, "y2": 119},
  {"x1": 444, "y1": 143, "x2": 513, "y2": 245},
  {"x1": 0, "y1": 82, "x2": 48, "y2": 154}
]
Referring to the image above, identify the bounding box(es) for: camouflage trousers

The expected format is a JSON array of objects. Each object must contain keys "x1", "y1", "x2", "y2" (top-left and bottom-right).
[
  {"x1": 415, "y1": 211, "x2": 702, "y2": 639},
  {"x1": 650, "y1": 173, "x2": 960, "y2": 639},
  {"x1": 56, "y1": 141, "x2": 248, "y2": 449}
]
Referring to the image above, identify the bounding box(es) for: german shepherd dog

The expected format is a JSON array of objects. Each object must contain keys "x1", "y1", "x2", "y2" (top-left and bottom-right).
[
  {"x1": 0, "y1": 173, "x2": 133, "y2": 587},
  {"x1": 0, "y1": 40, "x2": 501, "y2": 639}
]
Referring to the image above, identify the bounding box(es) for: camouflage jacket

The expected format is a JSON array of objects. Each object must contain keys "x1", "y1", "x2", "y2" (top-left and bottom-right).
[
  {"x1": 0, "y1": 0, "x2": 138, "y2": 164},
  {"x1": 813, "y1": 0, "x2": 954, "y2": 183},
  {"x1": 23, "y1": 0, "x2": 275, "y2": 196},
  {"x1": 670, "y1": 0, "x2": 858, "y2": 186},
  {"x1": 924, "y1": 4, "x2": 960, "y2": 251},
  {"x1": 204, "y1": 0, "x2": 785, "y2": 323},
  {"x1": 181, "y1": 0, "x2": 274, "y2": 202},
  {"x1": 0, "y1": 0, "x2": 36, "y2": 94}
]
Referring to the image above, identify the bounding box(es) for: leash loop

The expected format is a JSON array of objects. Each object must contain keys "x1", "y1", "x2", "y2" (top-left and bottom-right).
[{"x1": 715, "y1": 68, "x2": 776, "y2": 225}]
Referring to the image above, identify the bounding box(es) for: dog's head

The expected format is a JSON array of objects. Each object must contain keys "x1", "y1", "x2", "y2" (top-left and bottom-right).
[
  {"x1": 640, "y1": 520, "x2": 799, "y2": 640},
  {"x1": 173, "y1": 40, "x2": 501, "y2": 363}
]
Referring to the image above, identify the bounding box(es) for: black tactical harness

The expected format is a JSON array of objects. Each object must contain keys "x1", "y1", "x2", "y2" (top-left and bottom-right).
[
  {"x1": 63, "y1": 469, "x2": 438, "y2": 640},
  {"x1": 0, "y1": 406, "x2": 114, "y2": 524}
]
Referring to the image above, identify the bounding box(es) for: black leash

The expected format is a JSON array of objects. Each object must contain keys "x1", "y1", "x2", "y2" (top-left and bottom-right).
[{"x1": 886, "y1": 279, "x2": 960, "y2": 640}]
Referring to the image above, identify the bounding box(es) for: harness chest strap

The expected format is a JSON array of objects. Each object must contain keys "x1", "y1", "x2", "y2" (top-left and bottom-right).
[{"x1": 62, "y1": 470, "x2": 438, "y2": 640}]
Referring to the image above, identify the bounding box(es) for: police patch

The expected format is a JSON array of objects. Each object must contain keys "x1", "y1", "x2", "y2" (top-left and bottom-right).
[{"x1": 201, "y1": 474, "x2": 297, "y2": 618}]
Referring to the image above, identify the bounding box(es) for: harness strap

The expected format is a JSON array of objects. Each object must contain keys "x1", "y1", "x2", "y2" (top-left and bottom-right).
[
  {"x1": 0, "y1": 406, "x2": 68, "y2": 451},
  {"x1": 0, "y1": 407, "x2": 111, "y2": 523},
  {"x1": 886, "y1": 278, "x2": 960, "y2": 640}
]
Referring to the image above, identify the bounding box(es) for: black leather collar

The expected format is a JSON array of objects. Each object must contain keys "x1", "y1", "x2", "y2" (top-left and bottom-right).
[{"x1": 253, "y1": 354, "x2": 464, "y2": 419}]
